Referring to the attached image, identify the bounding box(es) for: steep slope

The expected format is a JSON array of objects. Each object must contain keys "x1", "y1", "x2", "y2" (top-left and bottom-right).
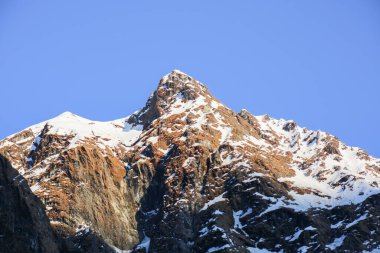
[
  {"x1": 0, "y1": 70, "x2": 379, "y2": 253},
  {"x1": 0, "y1": 154, "x2": 59, "y2": 253},
  {"x1": 0, "y1": 113, "x2": 143, "y2": 250}
]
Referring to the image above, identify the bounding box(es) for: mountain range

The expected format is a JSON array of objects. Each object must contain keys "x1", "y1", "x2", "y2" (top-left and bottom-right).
[{"x1": 0, "y1": 70, "x2": 379, "y2": 253}]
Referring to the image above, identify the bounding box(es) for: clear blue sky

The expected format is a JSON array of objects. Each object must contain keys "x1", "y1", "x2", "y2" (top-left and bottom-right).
[{"x1": 0, "y1": 1, "x2": 379, "y2": 157}]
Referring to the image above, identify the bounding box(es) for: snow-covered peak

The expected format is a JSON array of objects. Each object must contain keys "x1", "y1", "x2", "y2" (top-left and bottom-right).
[
  {"x1": 7, "y1": 112, "x2": 143, "y2": 154},
  {"x1": 55, "y1": 111, "x2": 80, "y2": 119},
  {"x1": 1, "y1": 71, "x2": 380, "y2": 253},
  {"x1": 172, "y1": 69, "x2": 190, "y2": 75},
  {"x1": 28, "y1": 112, "x2": 92, "y2": 135}
]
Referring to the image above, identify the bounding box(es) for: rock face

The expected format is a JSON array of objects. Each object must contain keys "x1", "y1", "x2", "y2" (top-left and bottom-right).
[
  {"x1": 1, "y1": 70, "x2": 380, "y2": 252},
  {"x1": 0, "y1": 154, "x2": 59, "y2": 253}
]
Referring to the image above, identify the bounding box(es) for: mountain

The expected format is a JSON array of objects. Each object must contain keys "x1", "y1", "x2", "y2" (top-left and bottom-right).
[{"x1": 0, "y1": 70, "x2": 379, "y2": 253}]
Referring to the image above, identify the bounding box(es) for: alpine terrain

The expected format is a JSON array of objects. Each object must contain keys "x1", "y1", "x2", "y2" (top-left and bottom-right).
[{"x1": 0, "y1": 70, "x2": 379, "y2": 253}]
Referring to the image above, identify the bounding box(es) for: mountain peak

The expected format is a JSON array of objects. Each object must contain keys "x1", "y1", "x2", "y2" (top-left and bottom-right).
[
  {"x1": 160, "y1": 69, "x2": 192, "y2": 82},
  {"x1": 127, "y1": 70, "x2": 213, "y2": 129},
  {"x1": 158, "y1": 69, "x2": 208, "y2": 95},
  {"x1": 55, "y1": 111, "x2": 79, "y2": 119},
  {"x1": 172, "y1": 69, "x2": 189, "y2": 75}
]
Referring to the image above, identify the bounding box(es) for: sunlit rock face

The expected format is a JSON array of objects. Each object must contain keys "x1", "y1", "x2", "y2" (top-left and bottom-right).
[{"x1": 1, "y1": 70, "x2": 380, "y2": 253}]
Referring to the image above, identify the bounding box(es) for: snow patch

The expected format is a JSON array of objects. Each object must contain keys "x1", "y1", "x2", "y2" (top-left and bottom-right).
[
  {"x1": 135, "y1": 234, "x2": 150, "y2": 253},
  {"x1": 200, "y1": 192, "x2": 227, "y2": 212},
  {"x1": 345, "y1": 214, "x2": 368, "y2": 229},
  {"x1": 246, "y1": 247, "x2": 277, "y2": 253},
  {"x1": 206, "y1": 244, "x2": 230, "y2": 253},
  {"x1": 326, "y1": 235, "x2": 346, "y2": 250}
]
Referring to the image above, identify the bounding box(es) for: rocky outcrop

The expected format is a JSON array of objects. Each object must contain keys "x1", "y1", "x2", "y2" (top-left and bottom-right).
[{"x1": 23, "y1": 139, "x2": 140, "y2": 250}]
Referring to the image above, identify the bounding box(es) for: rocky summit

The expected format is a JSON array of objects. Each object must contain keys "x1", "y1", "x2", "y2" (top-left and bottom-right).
[{"x1": 0, "y1": 70, "x2": 379, "y2": 253}]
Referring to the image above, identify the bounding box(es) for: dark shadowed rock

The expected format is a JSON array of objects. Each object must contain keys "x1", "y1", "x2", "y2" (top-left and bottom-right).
[{"x1": 0, "y1": 154, "x2": 60, "y2": 253}]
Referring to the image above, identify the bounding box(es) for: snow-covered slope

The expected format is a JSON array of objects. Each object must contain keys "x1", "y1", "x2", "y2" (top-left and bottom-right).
[
  {"x1": 254, "y1": 115, "x2": 380, "y2": 210},
  {"x1": 5, "y1": 111, "x2": 142, "y2": 150}
]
